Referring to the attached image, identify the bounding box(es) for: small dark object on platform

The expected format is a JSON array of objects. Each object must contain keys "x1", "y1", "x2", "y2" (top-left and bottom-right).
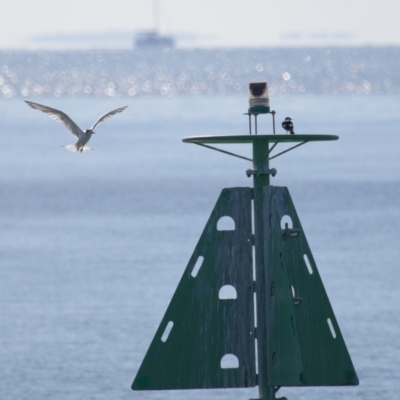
[{"x1": 282, "y1": 117, "x2": 295, "y2": 134}]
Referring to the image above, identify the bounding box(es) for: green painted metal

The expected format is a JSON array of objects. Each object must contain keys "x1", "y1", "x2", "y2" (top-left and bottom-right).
[
  {"x1": 132, "y1": 187, "x2": 256, "y2": 390},
  {"x1": 264, "y1": 187, "x2": 305, "y2": 387},
  {"x1": 251, "y1": 134, "x2": 274, "y2": 400},
  {"x1": 264, "y1": 186, "x2": 359, "y2": 386},
  {"x1": 132, "y1": 132, "x2": 358, "y2": 400},
  {"x1": 248, "y1": 105, "x2": 271, "y2": 114},
  {"x1": 249, "y1": 135, "x2": 357, "y2": 399},
  {"x1": 183, "y1": 134, "x2": 339, "y2": 144}
]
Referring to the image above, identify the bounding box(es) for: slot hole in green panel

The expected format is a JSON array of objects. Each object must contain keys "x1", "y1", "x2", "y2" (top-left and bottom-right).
[
  {"x1": 218, "y1": 285, "x2": 237, "y2": 300},
  {"x1": 217, "y1": 216, "x2": 235, "y2": 231},
  {"x1": 327, "y1": 318, "x2": 337, "y2": 338},
  {"x1": 191, "y1": 256, "x2": 204, "y2": 278},
  {"x1": 255, "y1": 338, "x2": 259, "y2": 374},
  {"x1": 303, "y1": 254, "x2": 313, "y2": 274},
  {"x1": 251, "y1": 199, "x2": 255, "y2": 234},
  {"x1": 280, "y1": 215, "x2": 293, "y2": 229},
  {"x1": 291, "y1": 285, "x2": 301, "y2": 305},
  {"x1": 253, "y1": 292, "x2": 257, "y2": 327},
  {"x1": 252, "y1": 246, "x2": 256, "y2": 280},
  {"x1": 221, "y1": 354, "x2": 239, "y2": 369},
  {"x1": 161, "y1": 321, "x2": 174, "y2": 342}
]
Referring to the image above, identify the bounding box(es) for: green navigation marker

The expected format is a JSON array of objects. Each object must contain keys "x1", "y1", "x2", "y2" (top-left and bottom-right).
[{"x1": 132, "y1": 85, "x2": 358, "y2": 400}]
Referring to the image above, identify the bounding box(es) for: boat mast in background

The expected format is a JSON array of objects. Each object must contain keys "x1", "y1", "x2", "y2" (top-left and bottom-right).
[{"x1": 134, "y1": 0, "x2": 175, "y2": 50}]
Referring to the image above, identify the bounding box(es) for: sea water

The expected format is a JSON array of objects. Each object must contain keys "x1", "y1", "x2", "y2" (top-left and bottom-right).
[{"x1": 0, "y1": 94, "x2": 399, "y2": 400}]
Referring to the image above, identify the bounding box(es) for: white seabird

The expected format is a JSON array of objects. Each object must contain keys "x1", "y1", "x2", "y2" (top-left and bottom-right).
[{"x1": 25, "y1": 101, "x2": 128, "y2": 152}]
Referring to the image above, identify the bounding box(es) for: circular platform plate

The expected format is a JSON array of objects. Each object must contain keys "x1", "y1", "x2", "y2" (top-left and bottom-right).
[{"x1": 183, "y1": 134, "x2": 338, "y2": 144}]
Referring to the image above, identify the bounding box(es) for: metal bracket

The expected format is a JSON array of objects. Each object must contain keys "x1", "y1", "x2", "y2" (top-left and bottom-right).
[
  {"x1": 246, "y1": 168, "x2": 277, "y2": 178},
  {"x1": 294, "y1": 297, "x2": 303, "y2": 306},
  {"x1": 282, "y1": 223, "x2": 301, "y2": 240},
  {"x1": 193, "y1": 142, "x2": 253, "y2": 162}
]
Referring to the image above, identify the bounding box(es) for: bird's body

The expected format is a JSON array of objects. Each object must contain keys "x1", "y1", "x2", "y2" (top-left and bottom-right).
[
  {"x1": 25, "y1": 101, "x2": 128, "y2": 152},
  {"x1": 282, "y1": 117, "x2": 295, "y2": 134},
  {"x1": 65, "y1": 130, "x2": 94, "y2": 152}
]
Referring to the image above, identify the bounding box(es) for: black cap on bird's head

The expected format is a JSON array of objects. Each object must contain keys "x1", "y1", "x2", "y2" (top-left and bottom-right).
[{"x1": 85, "y1": 129, "x2": 95, "y2": 134}]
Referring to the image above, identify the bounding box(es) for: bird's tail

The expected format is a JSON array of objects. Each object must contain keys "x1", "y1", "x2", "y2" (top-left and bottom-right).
[{"x1": 64, "y1": 144, "x2": 92, "y2": 152}]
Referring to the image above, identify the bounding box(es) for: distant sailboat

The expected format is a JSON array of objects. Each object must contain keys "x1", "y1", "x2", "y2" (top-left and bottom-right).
[{"x1": 134, "y1": 0, "x2": 175, "y2": 49}]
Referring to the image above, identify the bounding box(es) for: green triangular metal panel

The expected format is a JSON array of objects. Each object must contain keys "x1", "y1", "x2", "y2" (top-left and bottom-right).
[
  {"x1": 132, "y1": 187, "x2": 256, "y2": 390},
  {"x1": 263, "y1": 186, "x2": 359, "y2": 387},
  {"x1": 263, "y1": 187, "x2": 304, "y2": 386}
]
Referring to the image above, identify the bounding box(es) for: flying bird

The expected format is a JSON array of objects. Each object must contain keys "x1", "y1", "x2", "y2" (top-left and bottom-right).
[
  {"x1": 282, "y1": 117, "x2": 295, "y2": 135},
  {"x1": 25, "y1": 101, "x2": 128, "y2": 152}
]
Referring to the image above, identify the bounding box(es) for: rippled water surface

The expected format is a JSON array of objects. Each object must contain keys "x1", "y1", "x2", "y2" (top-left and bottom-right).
[
  {"x1": 0, "y1": 94, "x2": 399, "y2": 400},
  {"x1": 1, "y1": 47, "x2": 400, "y2": 98}
]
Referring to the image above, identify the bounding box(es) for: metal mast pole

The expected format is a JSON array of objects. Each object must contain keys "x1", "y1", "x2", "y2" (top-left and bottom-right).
[
  {"x1": 252, "y1": 138, "x2": 275, "y2": 400},
  {"x1": 153, "y1": 0, "x2": 160, "y2": 32}
]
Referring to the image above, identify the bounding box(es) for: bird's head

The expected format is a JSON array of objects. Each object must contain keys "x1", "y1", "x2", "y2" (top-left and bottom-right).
[{"x1": 85, "y1": 129, "x2": 95, "y2": 134}]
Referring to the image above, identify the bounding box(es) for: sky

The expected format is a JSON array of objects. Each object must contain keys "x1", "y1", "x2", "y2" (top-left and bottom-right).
[{"x1": 2, "y1": 0, "x2": 400, "y2": 49}]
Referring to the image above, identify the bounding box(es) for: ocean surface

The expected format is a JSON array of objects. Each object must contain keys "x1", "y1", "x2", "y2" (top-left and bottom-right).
[
  {"x1": 1, "y1": 47, "x2": 400, "y2": 98},
  {"x1": 1, "y1": 93, "x2": 400, "y2": 400}
]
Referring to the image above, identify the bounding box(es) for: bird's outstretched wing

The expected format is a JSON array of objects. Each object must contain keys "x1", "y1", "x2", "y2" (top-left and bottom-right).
[
  {"x1": 25, "y1": 101, "x2": 83, "y2": 138},
  {"x1": 90, "y1": 106, "x2": 128, "y2": 130}
]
